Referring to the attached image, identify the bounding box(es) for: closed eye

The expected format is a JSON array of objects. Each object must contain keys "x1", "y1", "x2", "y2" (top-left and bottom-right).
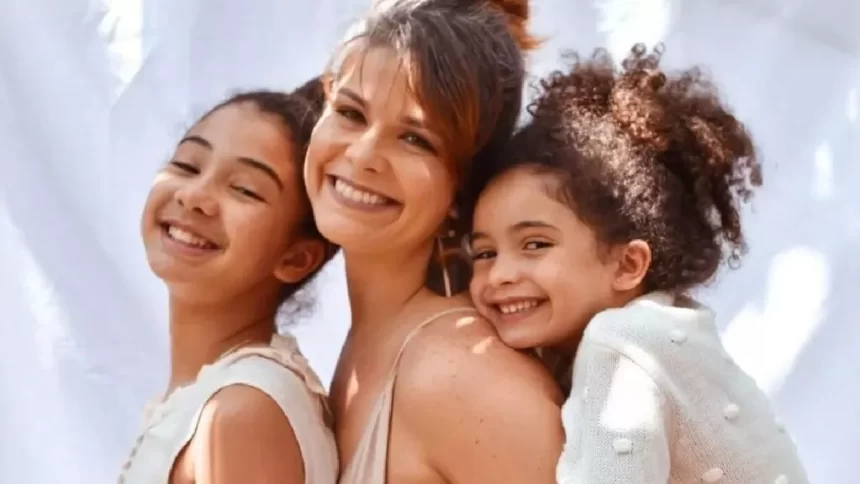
[
  {"x1": 170, "y1": 160, "x2": 198, "y2": 174},
  {"x1": 231, "y1": 186, "x2": 264, "y2": 202}
]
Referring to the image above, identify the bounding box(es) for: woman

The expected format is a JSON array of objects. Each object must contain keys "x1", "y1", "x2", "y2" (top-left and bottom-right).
[
  {"x1": 120, "y1": 78, "x2": 338, "y2": 483},
  {"x1": 304, "y1": 1, "x2": 564, "y2": 482}
]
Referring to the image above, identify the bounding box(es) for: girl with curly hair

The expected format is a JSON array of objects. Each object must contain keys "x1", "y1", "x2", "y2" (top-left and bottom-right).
[{"x1": 466, "y1": 45, "x2": 809, "y2": 483}]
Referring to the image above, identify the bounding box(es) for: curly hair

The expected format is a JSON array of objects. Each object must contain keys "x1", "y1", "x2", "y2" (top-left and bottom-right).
[
  {"x1": 467, "y1": 44, "x2": 763, "y2": 293},
  {"x1": 201, "y1": 77, "x2": 339, "y2": 307}
]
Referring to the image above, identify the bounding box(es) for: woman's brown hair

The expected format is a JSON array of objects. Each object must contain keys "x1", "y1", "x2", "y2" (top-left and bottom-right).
[{"x1": 326, "y1": 0, "x2": 538, "y2": 294}]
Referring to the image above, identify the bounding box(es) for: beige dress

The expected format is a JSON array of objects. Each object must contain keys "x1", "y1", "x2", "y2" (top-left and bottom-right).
[
  {"x1": 339, "y1": 307, "x2": 476, "y2": 484},
  {"x1": 119, "y1": 333, "x2": 338, "y2": 484}
]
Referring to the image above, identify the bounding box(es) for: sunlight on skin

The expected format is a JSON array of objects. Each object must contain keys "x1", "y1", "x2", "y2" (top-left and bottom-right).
[
  {"x1": 454, "y1": 316, "x2": 494, "y2": 354},
  {"x1": 345, "y1": 368, "x2": 361, "y2": 406},
  {"x1": 455, "y1": 315, "x2": 477, "y2": 328},
  {"x1": 471, "y1": 337, "x2": 495, "y2": 355},
  {"x1": 721, "y1": 247, "x2": 829, "y2": 395}
]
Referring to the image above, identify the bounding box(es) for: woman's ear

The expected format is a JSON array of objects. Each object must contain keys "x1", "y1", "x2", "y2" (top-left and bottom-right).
[
  {"x1": 273, "y1": 238, "x2": 326, "y2": 284},
  {"x1": 611, "y1": 239, "x2": 651, "y2": 292}
]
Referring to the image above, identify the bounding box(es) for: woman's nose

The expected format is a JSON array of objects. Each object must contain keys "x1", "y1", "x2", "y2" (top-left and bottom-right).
[{"x1": 345, "y1": 129, "x2": 388, "y2": 174}]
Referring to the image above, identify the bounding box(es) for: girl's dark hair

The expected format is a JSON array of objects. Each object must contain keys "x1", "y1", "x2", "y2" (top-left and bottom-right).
[
  {"x1": 202, "y1": 77, "x2": 339, "y2": 305},
  {"x1": 467, "y1": 45, "x2": 763, "y2": 293},
  {"x1": 326, "y1": 0, "x2": 537, "y2": 294}
]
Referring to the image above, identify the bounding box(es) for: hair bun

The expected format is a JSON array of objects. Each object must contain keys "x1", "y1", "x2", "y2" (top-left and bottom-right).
[
  {"x1": 609, "y1": 47, "x2": 673, "y2": 152},
  {"x1": 486, "y1": 0, "x2": 539, "y2": 51}
]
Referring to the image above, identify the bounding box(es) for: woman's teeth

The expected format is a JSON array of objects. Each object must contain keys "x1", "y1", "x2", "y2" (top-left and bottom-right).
[
  {"x1": 498, "y1": 300, "x2": 541, "y2": 315},
  {"x1": 333, "y1": 178, "x2": 389, "y2": 206},
  {"x1": 167, "y1": 225, "x2": 216, "y2": 249}
]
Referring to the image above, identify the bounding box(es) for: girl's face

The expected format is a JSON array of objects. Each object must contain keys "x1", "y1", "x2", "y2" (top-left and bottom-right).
[
  {"x1": 304, "y1": 45, "x2": 454, "y2": 257},
  {"x1": 468, "y1": 166, "x2": 622, "y2": 350},
  {"x1": 141, "y1": 103, "x2": 323, "y2": 304}
]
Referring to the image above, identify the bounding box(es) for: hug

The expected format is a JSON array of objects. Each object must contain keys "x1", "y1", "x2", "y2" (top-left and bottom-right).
[{"x1": 119, "y1": 0, "x2": 809, "y2": 483}]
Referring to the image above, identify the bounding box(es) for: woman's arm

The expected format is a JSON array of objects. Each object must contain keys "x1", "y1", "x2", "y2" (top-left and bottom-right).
[
  {"x1": 398, "y1": 316, "x2": 564, "y2": 483},
  {"x1": 189, "y1": 385, "x2": 305, "y2": 483}
]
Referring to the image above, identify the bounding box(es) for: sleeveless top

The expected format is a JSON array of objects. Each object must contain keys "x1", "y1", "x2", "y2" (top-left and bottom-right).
[
  {"x1": 118, "y1": 333, "x2": 338, "y2": 484},
  {"x1": 339, "y1": 307, "x2": 477, "y2": 484}
]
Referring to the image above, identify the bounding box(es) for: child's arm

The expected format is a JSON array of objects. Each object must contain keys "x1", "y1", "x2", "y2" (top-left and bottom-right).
[{"x1": 557, "y1": 339, "x2": 673, "y2": 484}]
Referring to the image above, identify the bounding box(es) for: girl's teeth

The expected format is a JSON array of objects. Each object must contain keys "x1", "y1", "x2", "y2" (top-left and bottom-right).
[
  {"x1": 168, "y1": 226, "x2": 213, "y2": 248},
  {"x1": 334, "y1": 178, "x2": 388, "y2": 205},
  {"x1": 499, "y1": 300, "x2": 540, "y2": 314}
]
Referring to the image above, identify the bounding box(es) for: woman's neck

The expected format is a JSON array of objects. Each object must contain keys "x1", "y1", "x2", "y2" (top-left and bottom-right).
[
  {"x1": 166, "y1": 289, "x2": 278, "y2": 395},
  {"x1": 344, "y1": 243, "x2": 434, "y2": 331}
]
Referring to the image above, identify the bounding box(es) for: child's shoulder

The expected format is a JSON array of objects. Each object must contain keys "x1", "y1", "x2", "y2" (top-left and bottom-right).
[
  {"x1": 581, "y1": 292, "x2": 720, "y2": 368},
  {"x1": 216, "y1": 333, "x2": 330, "y2": 399}
]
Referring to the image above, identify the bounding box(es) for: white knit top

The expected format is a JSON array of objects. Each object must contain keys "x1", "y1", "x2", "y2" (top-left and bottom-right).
[{"x1": 556, "y1": 292, "x2": 809, "y2": 484}]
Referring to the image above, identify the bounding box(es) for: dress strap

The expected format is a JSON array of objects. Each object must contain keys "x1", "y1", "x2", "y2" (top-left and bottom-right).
[
  {"x1": 338, "y1": 306, "x2": 478, "y2": 483},
  {"x1": 388, "y1": 306, "x2": 477, "y2": 378}
]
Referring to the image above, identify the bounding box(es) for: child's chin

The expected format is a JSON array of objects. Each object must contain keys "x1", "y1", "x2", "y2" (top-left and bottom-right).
[{"x1": 494, "y1": 321, "x2": 550, "y2": 351}]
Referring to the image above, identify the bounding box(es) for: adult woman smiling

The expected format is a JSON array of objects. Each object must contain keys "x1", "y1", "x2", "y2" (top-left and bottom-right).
[{"x1": 304, "y1": 1, "x2": 564, "y2": 482}]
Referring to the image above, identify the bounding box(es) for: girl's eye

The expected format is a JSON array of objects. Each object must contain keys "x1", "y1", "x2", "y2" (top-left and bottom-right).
[
  {"x1": 232, "y1": 186, "x2": 264, "y2": 201},
  {"x1": 524, "y1": 240, "x2": 553, "y2": 251},
  {"x1": 170, "y1": 161, "x2": 198, "y2": 174},
  {"x1": 402, "y1": 132, "x2": 436, "y2": 153}
]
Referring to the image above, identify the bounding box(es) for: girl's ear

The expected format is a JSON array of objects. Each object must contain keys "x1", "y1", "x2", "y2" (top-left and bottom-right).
[
  {"x1": 611, "y1": 239, "x2": 651, "y2": 291},
  {"x1": 274, "y1": 238, "x2": 325, "y2": 283}
]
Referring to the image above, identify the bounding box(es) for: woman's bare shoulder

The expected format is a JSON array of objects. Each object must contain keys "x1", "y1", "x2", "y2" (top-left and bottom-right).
[
  {"x1": 393, "y1": 304, "x2": 564, "y2": 482},
  {"x1": 400, "y1": 305, "x2": 562, "y2": 403}
]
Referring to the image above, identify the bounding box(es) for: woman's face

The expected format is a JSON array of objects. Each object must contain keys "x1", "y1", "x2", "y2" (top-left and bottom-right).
[
  {"x1": 304, "y1": 45, "x2": 455, "y2": 256},
  {"x1": 141, "y1": 103, "x2": 322, "y2": 303}
]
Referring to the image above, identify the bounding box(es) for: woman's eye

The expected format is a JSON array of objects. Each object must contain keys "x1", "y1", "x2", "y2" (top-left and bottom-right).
[
  {"x1": 402, "y1": 132, "x2": 436, "y2": 153},
  {"x1": 471, "y1": 249, "x2": 496, "y2": 261},
  {"x1": 336, "y1": 107, "x2": 365, "y2": 123},
  {"x1": 170, "y1": 161, "x2": 198, "y2": 174},
  {"x1": 232, "y1": 186, "x2": 264, "y2": 201}
]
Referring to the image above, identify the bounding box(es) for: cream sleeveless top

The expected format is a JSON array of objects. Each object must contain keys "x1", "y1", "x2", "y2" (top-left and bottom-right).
[
  {"x1": 119, "y1": 333, "x2": 338, "y2": 484},
  {"x1": 339, "y1": 307, "x2": 476, "y2": 484}
]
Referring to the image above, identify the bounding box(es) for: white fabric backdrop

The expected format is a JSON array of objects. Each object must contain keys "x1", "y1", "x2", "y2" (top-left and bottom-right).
[{"x1": 1, "y1": 0, "x2": 857, "y2": 482}]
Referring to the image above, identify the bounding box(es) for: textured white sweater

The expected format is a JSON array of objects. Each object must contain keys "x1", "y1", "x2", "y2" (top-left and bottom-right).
[{"x1": 557, "y1": 292, "x2": 809, "y2": 484}]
